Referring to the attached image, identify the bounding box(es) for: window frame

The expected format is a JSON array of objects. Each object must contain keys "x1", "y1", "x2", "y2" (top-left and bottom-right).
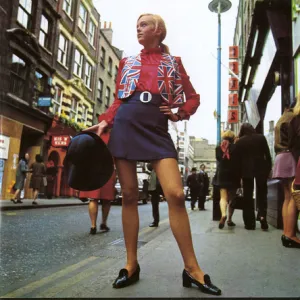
[
  {"x1": 100, "y1": 47, "x2": 106, "y2": 66},
  {"x1": 70, "y1": 97, "x2": 78, "y2": 121},
  {"x1": 88, "y1": 20, "x2": 96, "y2": 46},
  {"x1": 73, "y1": 48, "x2": 83, "y2": 77},
  {"x1": 105, "y1": 86, "x2": 110, "y2": 107},
  {"x1": 81, "y1": 105, "x2": 88, "y2": 125},
  {"x1": 78, "y1": 3, "x2": 87, "y2": 33},
  {"x1": 10, "y1": 53, "x2": 28, "y2": 98},
  {"x1": 62, "y1": 0, "x2": 72, "y2": 16},
  {"x1": 17, "y1": 0, "x2": 32, "y2": 29},
  {"x1": 97, "y1": 79, "x2": 103, "y2": 102},
  {"x1": 108, "y1": 57, "x2": 113, "y2": 75},
  {"x1": 39, "y1": 14, "x2": 50, "y2": 49},
  {"x1": 84, "y1": 61, "x2": 92, "y2": 88},
  {"x1": 52, "y1": 85, "x2": 63, "y2": 115},
  {"x1": 57, "y1": 33, "x2": 69, "y2": 66}
]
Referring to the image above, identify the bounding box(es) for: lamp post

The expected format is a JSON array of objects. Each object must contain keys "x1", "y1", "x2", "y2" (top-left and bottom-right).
[{"x1": 208, "y1": 0, "x2": 231, "y2": 145}]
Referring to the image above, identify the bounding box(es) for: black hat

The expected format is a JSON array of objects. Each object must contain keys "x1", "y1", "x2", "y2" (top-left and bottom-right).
[{"x1": 64, "y1": 132, "x2": 114, "y2": 191}]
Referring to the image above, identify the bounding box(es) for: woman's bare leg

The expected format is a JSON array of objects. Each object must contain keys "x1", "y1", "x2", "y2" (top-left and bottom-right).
[
  {"x1": 115, "y1": 159, "x2": 139, "y2": 277},
  {"x1": 89, "y1": 200, "x2": 98, "y2": 228},
  {"x1": 153, "y1": 158, "x2": 205, "y2": 284},
  {"x1": 282, "y1": 180, "x2": 291, "y2": 236},
  {"x1": 219, "y1": 189, "x2": 228, "y2": 218}
]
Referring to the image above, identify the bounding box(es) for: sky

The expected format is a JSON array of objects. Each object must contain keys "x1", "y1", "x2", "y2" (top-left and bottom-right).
[{"x1": 93, "y1": 0, "x2": 242, "y2": 144}]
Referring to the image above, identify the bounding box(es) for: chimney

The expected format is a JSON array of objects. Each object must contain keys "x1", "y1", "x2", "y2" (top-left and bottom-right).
[{"x1": 102, "y1": 20, "x2": 113, "y2": 44}]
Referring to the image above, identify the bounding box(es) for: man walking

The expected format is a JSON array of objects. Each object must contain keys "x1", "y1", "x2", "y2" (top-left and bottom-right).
[
  {"x1": 187, "y1": 167, "x2": 201, "y2": 210},
  {"x1": 198, "y1": 164, "x2": 210, "y2": 210}
]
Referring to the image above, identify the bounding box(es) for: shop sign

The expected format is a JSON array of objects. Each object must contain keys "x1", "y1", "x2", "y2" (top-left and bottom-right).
[
  {"x1": 0, "y1": 135, "x2": 10, "y2": 159},
  {"x1": 52, "y1": 135, "x2": 71, "y2": 147},
  {"x1": 38, "y1": 97, "x2": 52, "y2": 107},
  {"x1": 229, "y1": 78, "x2": 239, "y2": 91},
  {"x1": 229, "y1": 61, "x2": 239, "y2": 74},
  {"x1": 228, "y1": 94, "x2": 239, "y2": 106},
  {"x1": 228, "y1": 109, "x2": 239, "y2": 124},
  {"x1": 229, "y1": 46, "x2": 239, "y2": 59}
]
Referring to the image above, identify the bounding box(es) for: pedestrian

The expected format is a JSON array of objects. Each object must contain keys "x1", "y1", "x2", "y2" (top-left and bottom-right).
[
  {"x1": 147, "y1": 163, "x2": 160, "y2": 227},
  {"x1": 29, "y1": 154, "x2": 46, "y2": 205},
  {"x1": 84, "y1": 13, "x2": 221, "y2": 295},
  {"x1": 11, "y1": 153, "x2": 30, "y2": 204},
  {"x1": 78, "y1": 128, "x2": 116, "y2": 235},
  {"x1": 235, "y1": 123, "x2": 272, "y2": 230},
  {"x1": 198, "y1": 164, "x2": 209, "y2": 210},
  {"x1": 285, "y1": 93, "x2": 300, "y2": 248},
  {"x1": 214, "y1": 130, "x2": 239, "y2": 229},
  {"x1": 186, "y1": 167, "x2": 201, "y2": 210}
]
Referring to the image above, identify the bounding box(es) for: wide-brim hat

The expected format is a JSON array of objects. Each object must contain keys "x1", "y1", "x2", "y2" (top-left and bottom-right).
[{"x1": 64, "y1": 132, "x2": 114, "y2": 191}]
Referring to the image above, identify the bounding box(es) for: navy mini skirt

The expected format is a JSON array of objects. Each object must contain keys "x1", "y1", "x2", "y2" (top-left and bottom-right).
[{"x1": 108, "y1": 91, "x2": 177, "y2": 162}]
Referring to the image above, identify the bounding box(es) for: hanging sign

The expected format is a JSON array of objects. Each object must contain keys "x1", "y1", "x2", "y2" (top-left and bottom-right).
[
  {"x1": 51, "y1": 135, "x2": 71, "y2": 147},
  {"x1": 228, "y1": 94, "x2": 239, "y2": 106},
  {"x1": 229, "y1": 46, "x2": 239, "y2": 59},
  {"x1": 229, "y1": 78, "x2": 239, "y2": 91},
  {"x1": 228, "y1": 109, "x2": 239, "y2": 123}
]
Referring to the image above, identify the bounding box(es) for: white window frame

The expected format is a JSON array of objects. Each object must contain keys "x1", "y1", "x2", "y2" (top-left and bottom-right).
[
  {"x1": 78, "y1": 3, "x2": 87, "y2": 33},
  {"x1": 105, "y1": 87, "x2": 110, "y2": 106},
  {"x1": 53, "y1": 86, "x2": 63, "y2": 115},
  {"x1": 81, "y1": 105, "x2": 88, "y2": 125},
  {"x1": 17, "y1": 0, "x2": 32, "y2": 29},
  {"x1": 84, "y1": 62, "x2": 92, "y2": 88},
  {"x1": 39, "y1": 14, "x2": 49, "y2": 48},
  {"x1": 73, "y1": 49, "x2": 83, "y2": 77},
  {"x1": 63, "y1": 0, "x2": 72, "y2": 16},
  {"x1": 70, "y1": 98, "x2": 78, "y2": 121},
  {"x1": 88, "y1": 20, "x2": 95, "y2": 46},
  {"x1": 100, "y1": 47, "x2": 106, "y2": 65},
  {"x1": 57, "y1": 34, "x2": 69, "y2": 66},
  {"x1": 97, "y1": 79, "x2": 103, "y2": 101}
]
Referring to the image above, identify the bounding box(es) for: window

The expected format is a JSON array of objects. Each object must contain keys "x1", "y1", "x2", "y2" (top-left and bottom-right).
[
  {"x1": 39, "y1": 14, "x2": 50, "y2": 49},
  {"x1": 63, "y1": 0, "x2": 72, "y2": 16},
  {"x1": 74, "y1": 49, "x2": 83, "y2": 77},
  {"x1": 97, "y1": 79, "x2": 103, "y2": 101},
  {"x1": 100, "y1": 47, "x2": 106, "y2": 65},
  {"x1": 17, "y1": 0, "x2": 32, "y2": 29},
  {"x1": 70, "y1": 98, "x2": 78, "y2": 120},
  {"x1": 114, "y1": 66, "x2": 118, "y2": 81},
  {"x1": 108, "y1": 57, "x2": 113, "y2": 75},
  {"x1": 88, "y1": 21, "x2": 95, "y2": 45},
  {"x1": 53, "y1": 86, "x2": 63, "y2": 115},
  {"x1": 105, "y1": 87, "x2": 110, "y2": 106},
  {"x1": 57, "y1": 34, "x2": 69, "y2": 66},
  {"x1": 78, "y1": 3, "x2": 87, "y2": 33},
  {"x1": 81, "y1": 105, "x2": 88, "y2": 125},
  {"x1": 84, "y1": 62, "x2": 92, "y2": 88},
  {"x1": 34, "y1": 70, "x2": 47, "y2": 101},
  {"x1": 10, "y1": 54, "x2": 27, "y2": 98}
]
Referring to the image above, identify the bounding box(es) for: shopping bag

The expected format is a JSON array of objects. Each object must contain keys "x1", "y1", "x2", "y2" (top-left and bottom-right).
[{"x1": 230, "y1": 188, "x2": 244, "y2": 210}]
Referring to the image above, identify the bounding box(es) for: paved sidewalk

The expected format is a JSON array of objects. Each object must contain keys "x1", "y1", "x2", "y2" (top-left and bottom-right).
[
  {"x1": 0, "y1": 197, "x2": 88, "y2": 211},
  {"x1": 65, "y1": 201, "x2": 300, "y2": 298}
]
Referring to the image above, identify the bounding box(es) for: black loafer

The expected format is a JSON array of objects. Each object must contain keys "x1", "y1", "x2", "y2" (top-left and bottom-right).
[
  {"x1": 113, "y1": 264, "x2": 140, "y2": 289},
  {"x1": 90, "y1": 227, "x2": 97, "y2": 235},
  {"x1": 260, "y1": 218, "x2": 268, "y2": 231},
  {"x1": 149, "y1": 222, "x2": 159, "y2": 227},
  {"x1": 182, "y1": 270, "x2": 221, "y2": 296},
  {"x1": 282, "y1": 235, "x2": 300, "y2": 248}
]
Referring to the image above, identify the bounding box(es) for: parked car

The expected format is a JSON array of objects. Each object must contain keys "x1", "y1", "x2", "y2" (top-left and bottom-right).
[{"x1": 113, "y1": 172, "x2": 150, "y2": 205}]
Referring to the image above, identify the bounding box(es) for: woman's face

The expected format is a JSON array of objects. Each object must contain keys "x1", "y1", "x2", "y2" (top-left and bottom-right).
[{"x1": 136, "y1": 16, "x2": 160, "y2": 46}]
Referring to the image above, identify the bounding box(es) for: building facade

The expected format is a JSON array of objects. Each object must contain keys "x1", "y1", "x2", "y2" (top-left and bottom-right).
[{"x1": 0, "y1": 0, "x2": 60, "y2": 199}]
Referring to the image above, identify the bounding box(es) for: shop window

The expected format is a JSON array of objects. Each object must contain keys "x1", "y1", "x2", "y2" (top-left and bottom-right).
[
  {"x1": 39, "y1": 14, "x2": 50, "y2": 49},
  {"x1": 84, "y1": 62, "x2": 92, "y2": 88},
  {"x1": 74, "y1": 48, "x2": 83, "y2": 77},
  {"x1": 97, "y1": 79, "x2": 103, "y2": 101},
  {"x1": 88, "y1": 20, "x2": 95, "y2": 46},
  {"x1": 10, "y1": 54, "x2": 27, "y2": 98},
  {"x1": 70, "y1": 98, "x2": 78, "y2": 121},
  {"x1": 63, "y1": 0, "x2": 72, "y2": 17},
  {"x1": 100, "y1": 47, "x2": 106, "y2": 66},
  {"x1": 57, "y1": 34, "x2": 69, "y2": 67},
  {"x1": 53, "y1": 86, "x2": 63, "y2": 115},
  {"x1": 78, "y1": 3, "x2": 87, "y2": 33},
  {"x1": 17, "y1": 0, "x2": 32, "y2": 29},
  {"x1": 108, "y1": 57, "x2": 113, "y2": 75},
  {"x1": 105, "y1": 87, "x2": 110, "y2": 107}
]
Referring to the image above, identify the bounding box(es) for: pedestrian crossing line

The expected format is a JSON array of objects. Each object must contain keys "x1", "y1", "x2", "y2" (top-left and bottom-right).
[
  {"x1": 35, "y1": 257, "x2": 116, "y2": 298},
  {"x1": 0, "y1": 256, "x2": 98, "y2": 298}
]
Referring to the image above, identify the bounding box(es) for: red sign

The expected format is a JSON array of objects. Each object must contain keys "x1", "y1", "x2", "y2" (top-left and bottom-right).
[
  {"x1": 229, "y1": 78, "x2": 239, "y2": 91},
  {"x1": 229, "y1": 46, "x2": 239, "y2": 59},
  {"x1": 228, "y1": 94, "x2": 239, "y2": 106},
  {"x1": 52, "y1": 135, "x2": 71, "y2": 147},
  {"x1": 229, "y1": 61, "x2": 239, "y2": 74},
  {"x1": 228, "y1": 109, "x2": 239, "y2": 123}
]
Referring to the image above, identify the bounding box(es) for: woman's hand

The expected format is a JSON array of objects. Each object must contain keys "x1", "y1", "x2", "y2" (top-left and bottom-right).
[
  {"x1": 159, "y1": 105, "x2": 179, "y2": 122},
  {"x1": 83, "y1": 120, "x2": 108, "y2": 137}
]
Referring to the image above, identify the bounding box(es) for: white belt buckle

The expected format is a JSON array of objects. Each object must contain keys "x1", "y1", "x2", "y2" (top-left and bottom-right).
[{"x1": 139, "y1": 91, "x2": 152, "y2": 103}]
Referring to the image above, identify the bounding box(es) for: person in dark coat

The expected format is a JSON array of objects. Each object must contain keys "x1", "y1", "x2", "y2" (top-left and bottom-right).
[
  {"x1": 214, "y1": 130, "x2": 240, "y2": 229},
  {"x1": 235, "y1": 123, "x2": 272, "y2": 230},
  {"x1": 198, "y1": 164, "x2": 209, "y2": 210},
  {"x1": 11, "y1": 153, "x2": 30, "y2": 204},
  {"x1": 29, "y1": 154, "x2": 46, "y2": 205},
  {"x1": 186, "y1": 167, "x2": 201, "y2": 210}
]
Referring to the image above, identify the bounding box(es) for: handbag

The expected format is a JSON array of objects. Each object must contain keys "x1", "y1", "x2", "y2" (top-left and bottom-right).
[
  {"x1": 230, "y1": 188, "x2": 244, "y2": 210},
  {"x1": 43, "y1": 176, "x2": 47, "y2": 187}
]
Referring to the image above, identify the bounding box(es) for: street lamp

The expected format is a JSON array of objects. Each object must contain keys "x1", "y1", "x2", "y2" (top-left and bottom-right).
[{"x1": 208, "y1": 0, "x2": 232, "y2": 145}]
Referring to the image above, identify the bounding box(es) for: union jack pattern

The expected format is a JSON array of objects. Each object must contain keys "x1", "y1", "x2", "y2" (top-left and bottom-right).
[{"x1": 117, "y1": 53, "x2": 184, "y2": 106}]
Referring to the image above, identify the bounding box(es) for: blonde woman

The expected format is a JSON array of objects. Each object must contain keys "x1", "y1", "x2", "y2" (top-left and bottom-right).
[
  {"x1": 214, "y1": 131, "x2": 240, "y2": 229},
  {"x1": 85, "y1": 14, "x2": 221, "y2": 295}
]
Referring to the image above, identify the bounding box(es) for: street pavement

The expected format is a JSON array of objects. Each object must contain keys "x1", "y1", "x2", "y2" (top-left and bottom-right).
[{"x1": 1, "y1": 200, "x2": 300, "y2": 298}]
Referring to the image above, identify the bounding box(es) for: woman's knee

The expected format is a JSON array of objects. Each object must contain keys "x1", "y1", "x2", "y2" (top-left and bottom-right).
[
  {"x1": 166, "y1": 189, "x2": 185, "y2": 206},
  {"x1": 122, "y1": 188, "x2": 139, "y2": 205}
]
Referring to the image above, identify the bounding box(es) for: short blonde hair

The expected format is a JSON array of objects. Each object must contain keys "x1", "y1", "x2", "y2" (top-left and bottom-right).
[
  {"x1": 293, "y1": 92, "x2": 300, "y2": 116},
  {"x1": 221, "y1": 130, "x2": 235, "y2": 140},
  {"x1": 138, "y1": 13, "x2": 170, "y2": 54}
]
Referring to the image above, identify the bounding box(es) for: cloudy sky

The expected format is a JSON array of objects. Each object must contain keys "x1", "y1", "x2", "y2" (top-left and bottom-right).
[{"x1": 93, "y1": 0, "x2": 267, "y2": 144}]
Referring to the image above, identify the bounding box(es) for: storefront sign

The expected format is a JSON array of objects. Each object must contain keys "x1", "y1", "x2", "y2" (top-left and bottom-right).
[
  {"x1": 52, "y1": 135, "x2": 71, "y2": 147},
  {"x1": 228, "y1": 109, "x2": 239, "y2": 124},
  {"x1": 229, "y1": 46, "x2": 239, "y2": 59},
  {"x1": 0, "y1": 135, "x2": 10, "y2": 159},
  {"x1": 228, "y1": 94, "x2": 239, "y2": 106},
  {"x1": 229, "y1": 78, "x2": 239, "y2": 91},
  {"x1": 229, "y1": 62, "x2": 239, "y2": 74},
  {"x1": 38, "y1": 97, "x2": 52, "y2": 107}
]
